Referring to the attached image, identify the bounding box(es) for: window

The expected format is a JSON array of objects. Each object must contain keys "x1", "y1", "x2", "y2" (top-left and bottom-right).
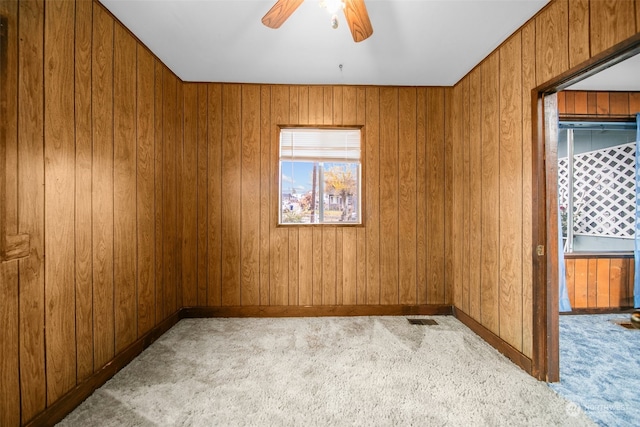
[
  {"x1": 558, "y1": 121, "x2": 637, "y2": 252},
  {"x1": 279, "y1": 127, "x2": 361, "y2": 225}
]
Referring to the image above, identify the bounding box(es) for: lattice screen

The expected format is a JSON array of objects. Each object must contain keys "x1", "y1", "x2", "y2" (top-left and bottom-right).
[{"x1": 558, "y1": 142, "x2": 636, "y2": 239}]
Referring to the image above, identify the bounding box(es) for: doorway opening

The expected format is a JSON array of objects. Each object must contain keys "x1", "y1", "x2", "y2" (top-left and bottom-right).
[{"x1": 532, "y1": 34, "x2": 640, "y2": 382}]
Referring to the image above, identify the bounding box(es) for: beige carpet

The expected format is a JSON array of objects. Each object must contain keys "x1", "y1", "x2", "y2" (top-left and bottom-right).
[{"x1": 58, "y1": 316, "x2": 595, "y2": 426}]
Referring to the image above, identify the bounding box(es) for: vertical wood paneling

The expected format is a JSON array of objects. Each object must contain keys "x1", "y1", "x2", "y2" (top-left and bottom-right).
[
  {"x1": 627, "y1": 258, "x2": 635, "y2": 307},
  {"x1": 17, "y1": 0, "x2": 46, "y2": 421},
  {"x1": 259, "y1": 85, "x2": 271, "y2": 306},
  {"x1": 557, "y1": 91, "x2": 566, "y2": 114},
  {"x1": 597, "y1": 92, "x2": 610, "y2": 114},
  {"x1": 574, "y1": 91, "x2": 588, "y2": 114},
  {"x1": 0, "y1": 269, "x2": 19, "y2": 426},
  {"x1": 609, "y1": 258, "x2": 623, "y2": 307},
  {"x1": 565, "y1": 256, "x2": 633, "y2": 310},
  {"x1": 5, "y1": 2, "x2": 186, "y2": 422},
  {"x1": 207, "y1": 84, "x2": 222, "y2": 306},
  {"x1": 312, "y1": 222, "x2": 323, "y2": 305},
  {"x1": 335, "y1": 228, "x2": 344, "y2": 305},
  {"x1": 0, "y1": 1, "x2": 20, "y2": 423},
  {"x1": 44, "y1": 0, "x2": 77, "y2": 403},
  {"x1": 451, "y1": 84, "x2": 462, "y2": 308},
  {"x1": 154, "y1": 62, "x2": 164, "y2": 320},
  {"x1": 590, "y1": 0, "x2": 636, "y2": 57},
  {"x1": 270, "y1": 85, "x2": 289, "y2": 305},
  {"x1": 398, "y1": 88, "x2": 417, "y2": 305},
  {"x1": 355, "y1": 87, "x2": 367, "y2": 305},
  {"x1": 342, "y1": 226, "x2": 357, "y2": 305},
  {"x1": 416, "y1": 88, "x2": 428, "y2": 305},
  {"x1": 73, "y1": 0, "x2": 93, "y2": 385},
  {"x1": 480, "y1": 53, "x2": 500, "y2": 334},
  {"x1": 176, "y1": 82, "x2": 184, "y2": 308},
  {"x1": 521, "y1": 19, "x2": 536, "y2": 360},
  {"x1": 574, "y1": 258, "x2": 589, "y2": 308},
  {"x1": 568, "y1": 0, "x2": 590, "y2": 68},
  {"x1": 565, "y1": 258, "x2": 575, "y2": 305},
  {"x1": 536, "y1": 0, "x2": 568, "y2": 86},
  {"x1": 426, "y1": 88, "x2": 446, "y2": 304},
  {"x1": 587, "y1": 258, "x2": 598, "y2": 307},
  {"x1": 444, "y1": 88, "x2": 454, "y2": 304},
  {"x1": 163, "y1": 71, "x2": 177, "y2": 315},
  {"x1": 588, "y1": 92, "x2": 598, "y2": 113},
  {"x1": 136, "y1": 46, "x2": 156, "y2": 334},
  {"x1": 629, "y1": 92, "x2": 640, "y2": 113},
  {"x1": 610, "y1": 92, "x2": 629, "y2": 115},
  {"x1": 322, "y1": 228, "x2": 337, "y2": 305},
  {"x1": 92, "y1": 5, "x2": 114, "y2": 370},
  {"x1": 113, "y1": 24, "x2": 137, "y2": 353},
  {"x1": 468, "y1": 69, "x2": 482, "y2": 321},
  {"x1": 182, "y1": 84, "x2": 198, "y2": 307},
  {"x1": 499, "y1": 34, "x2": 523, "y2": 351},
  {"x1": 241, "y1": 85, "x2": 261, "y2": 305},
  {"x1": 197, "y1": 85, "x2": 209, "y2": 305},
  {"x1": 564, "y1": 91, "x2": 575, "y2": 114},
  {"x1": 8, "y1": 3, "x2": 640, "y2": 420},
  {"x1": 221, "y1": 84, "x2": 242, "y2": 305},
  {"x1": 0, "y1": 264, "x2": 19, "y2": 426},
  {"x1": 596, "y1": 258, "x2": 611, "y2": 307},
  {"x1": 379, "y1": 87, "x2": 399, "y2": 305},
  {"x1": 365, "y1": 87, "x2": 380, "y2": 305},
  {"x1": 461, "y1": 79, "x2": 471, "y2": 314}
]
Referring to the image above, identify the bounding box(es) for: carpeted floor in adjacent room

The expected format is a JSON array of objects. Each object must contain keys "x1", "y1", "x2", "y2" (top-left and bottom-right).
[
  {"x1": 549, "y1": 313, "x2": 640, "y2": 427},
  {"x1": 59, "y1": 316, "x2": 595, "y2": 426}
]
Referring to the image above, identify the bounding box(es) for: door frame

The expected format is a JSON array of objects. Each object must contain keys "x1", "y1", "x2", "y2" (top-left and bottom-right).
[{"x1": 532, "y1": 33, "x2": 640, "y2": 382}]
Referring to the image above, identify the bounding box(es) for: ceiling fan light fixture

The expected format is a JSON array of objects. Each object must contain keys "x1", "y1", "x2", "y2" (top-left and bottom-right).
[
  {"x1": 263, "y1": 0, "x2": 373, "y2": 43},
  {"x1": 331, "y1": 14, "x2": 339, "y2": 29},
  {"x1": 320, "y1": 0, "x2": 345, "y2": 15}
]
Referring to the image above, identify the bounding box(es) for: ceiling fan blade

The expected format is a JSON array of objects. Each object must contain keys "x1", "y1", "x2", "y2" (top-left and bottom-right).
[
  {"x1": 343, "y1": 0, "x2": 373, "y2": 42},
  {"x1": 262, "y1": 0, "x2": 305, "y2": 29}
]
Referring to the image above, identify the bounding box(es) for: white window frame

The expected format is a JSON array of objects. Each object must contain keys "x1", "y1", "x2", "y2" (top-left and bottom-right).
[{"x1": 278, "y1": 127, "x2": 362, "y2": 226}]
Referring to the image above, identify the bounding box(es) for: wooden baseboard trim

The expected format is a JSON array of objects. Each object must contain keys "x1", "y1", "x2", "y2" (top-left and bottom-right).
[
  {"x1": 26, "y1": 311, "x2": 181, "y2": 427},
  {"x1": 562, "y1": 307, "x2": 636, "y2": 315},
  {"x1": 453, "y1": 307, "x2": 533, "y2": 375},
  {"x1": 181, "y1": 304, "x2": 453, "y2": 318}
]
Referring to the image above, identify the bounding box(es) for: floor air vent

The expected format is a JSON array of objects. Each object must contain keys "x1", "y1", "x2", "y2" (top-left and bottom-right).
[{"x1": 407, "y1": 318, "x2": 438, "y2": 326}]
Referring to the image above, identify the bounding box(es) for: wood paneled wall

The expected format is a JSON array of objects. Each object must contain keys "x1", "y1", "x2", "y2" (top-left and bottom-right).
[
  {"x1": 564, "y1": 254, "x2": 635, "y2": 310},
  {"x1": 180, "y1": 85, "x2": 451, "y2": 309},
  {"x1": 0, "y1": 1, "x2": 182, "y2": 424},
  {"x1": 450, "y1": 0, "x2": 640, "y2": 359},
  {"x1": 558, "y1": 90, "x2": 640, "y2": 117},
  {"x1": 3, "y1": 0, "x2": 639, "y2": 423}
]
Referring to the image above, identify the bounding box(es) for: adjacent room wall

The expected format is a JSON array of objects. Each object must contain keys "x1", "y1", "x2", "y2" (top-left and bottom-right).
[
  {"x1": 0, "y1": 0, "x2": 183, "y2": 424},
  {"x1": 558, "y1": 90, "x2": 640, "y2": 117},
  {"x1": 179, "y1": 84, "x2": 452, "y2": 310},
  {"x1": 450, "y1": 0, "x2": 640, "y2": 361}
]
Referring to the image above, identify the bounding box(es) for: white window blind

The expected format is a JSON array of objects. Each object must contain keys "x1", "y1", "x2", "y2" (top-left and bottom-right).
[{"x1": 279, "y1": 128, "x2": 360, "y2": 162}]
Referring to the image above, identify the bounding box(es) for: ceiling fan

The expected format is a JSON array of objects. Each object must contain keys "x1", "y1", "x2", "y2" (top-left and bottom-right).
[{"x1": 262, "y1": 0, "x2": 374, "y2": 43}]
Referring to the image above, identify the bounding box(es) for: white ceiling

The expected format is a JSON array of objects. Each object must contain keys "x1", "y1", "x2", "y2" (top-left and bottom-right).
[
  {"x1": 568, "y1": 53, "x2": 640, "y2": 91},
  {"x1": 99, "y1": 0, "x2": 549, "y2": 86}
]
